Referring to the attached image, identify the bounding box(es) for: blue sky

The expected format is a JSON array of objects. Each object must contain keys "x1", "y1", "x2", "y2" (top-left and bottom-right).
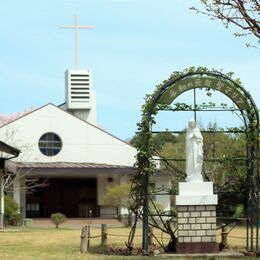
[{"x1": 0, "y1": 1, "x2": 259, "y2": 140}]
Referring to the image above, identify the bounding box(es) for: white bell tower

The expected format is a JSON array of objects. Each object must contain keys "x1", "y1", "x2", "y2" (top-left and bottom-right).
[
  {"x1": 60, "y1": 15, "x2": 96, "y2": 125},
  {"x1": 65, "y1": 69, "x2": 97, "y2": 125}
]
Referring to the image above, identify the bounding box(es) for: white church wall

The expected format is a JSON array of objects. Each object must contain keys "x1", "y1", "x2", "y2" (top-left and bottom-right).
[
  {"x1": 0, "y1": 104, "x2": 137, "y2": 166},
  {"x1": 0, "y1": 104, "x2": 172, "y2": 217}
]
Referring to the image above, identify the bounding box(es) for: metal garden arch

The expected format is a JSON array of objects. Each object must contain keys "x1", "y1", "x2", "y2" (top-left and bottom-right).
[{"x1": 135, "y1": 69, "x2": 259, "y2": 254}]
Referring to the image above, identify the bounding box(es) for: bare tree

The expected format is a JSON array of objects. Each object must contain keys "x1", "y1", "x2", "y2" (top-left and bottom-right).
[
  {"x1": 4, "y1": 166, "x2": 49, "y2": 193},
  {"x1": 191, "y1": 0, "x2": 260, "y2": 47},
  {"x1": 0, "y1": 119, "x2": 48, "y2": 193}
]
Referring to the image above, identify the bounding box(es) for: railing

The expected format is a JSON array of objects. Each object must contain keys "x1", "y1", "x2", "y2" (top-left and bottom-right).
[{"x1": 79, "y1": 219, "x2": 258, "y2": 255}]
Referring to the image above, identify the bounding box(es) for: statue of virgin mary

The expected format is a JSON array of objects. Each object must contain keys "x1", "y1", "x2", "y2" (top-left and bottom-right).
[{"x1": 185, "y1": 118, "x2": 204, "y2": 182}]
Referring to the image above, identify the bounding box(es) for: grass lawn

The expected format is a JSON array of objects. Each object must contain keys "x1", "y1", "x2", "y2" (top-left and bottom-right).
[{"x1": 0, "y1": 226, "x2": 252, "y2": 259}]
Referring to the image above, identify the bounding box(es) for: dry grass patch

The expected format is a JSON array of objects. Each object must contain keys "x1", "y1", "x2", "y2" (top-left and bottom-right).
[
  {"x1": 216, "y1": 225, "x2": 258, "y2": 249},
  {"x1": 0, "y1": 227, "x2": 143, "y2": 259},
  {"x1": 0, "y1": 225, "x2": 252, "y2": 259}
]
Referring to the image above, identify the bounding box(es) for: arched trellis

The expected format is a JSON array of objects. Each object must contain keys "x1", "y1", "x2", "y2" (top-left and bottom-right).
[{"x1": 131, "y1": 68, "x2": 259, "y2": 255}]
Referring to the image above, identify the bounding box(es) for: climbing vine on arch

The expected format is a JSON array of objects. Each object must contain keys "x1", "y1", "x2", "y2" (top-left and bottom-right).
[{"x1": 127, "y1": 66, "x2": 259, "y2": 254}]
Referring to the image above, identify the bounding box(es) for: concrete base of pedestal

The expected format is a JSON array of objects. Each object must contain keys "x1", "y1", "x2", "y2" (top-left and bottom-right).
[{"x1": 176, "y1": 242, "x2": 219, "y2": 253}]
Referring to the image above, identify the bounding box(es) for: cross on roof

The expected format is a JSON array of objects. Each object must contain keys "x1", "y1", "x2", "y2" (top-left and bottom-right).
[{"x1": 60, "y1": 15, "x2": 94, "y2": 68}]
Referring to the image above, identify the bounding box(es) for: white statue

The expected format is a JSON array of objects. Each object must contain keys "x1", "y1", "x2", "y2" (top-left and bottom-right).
[{"x1": 185, "y1": 118, "x2": 204, "y2": 182}]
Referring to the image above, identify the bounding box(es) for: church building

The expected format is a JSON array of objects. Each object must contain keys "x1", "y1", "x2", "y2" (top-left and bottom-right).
[{"x1": 0, "y1": 68, "x2": 171, "y2": 219}]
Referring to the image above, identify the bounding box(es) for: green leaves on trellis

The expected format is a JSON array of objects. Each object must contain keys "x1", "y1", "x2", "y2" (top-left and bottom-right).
[{"x1": 133, "y1": 66, "x2": 259, "y2": 198}]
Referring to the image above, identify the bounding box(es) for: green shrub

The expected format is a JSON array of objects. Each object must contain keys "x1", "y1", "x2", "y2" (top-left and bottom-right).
[
  {"x1": 50, "y1": 212, "x2": 66, "y2": 228},
  {"x1": 233, "y1": 204, "x2": 244, "y2": 219},
  {"x1": 4, "y1": 195, "x2": 21, "y2": 226}
]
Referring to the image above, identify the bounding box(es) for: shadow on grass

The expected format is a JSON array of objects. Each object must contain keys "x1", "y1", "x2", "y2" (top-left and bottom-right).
[
  {"x1": 87, "y1": 246, "x2": 249, "y2": 260},
  {"x1": 87, "y1": 245, "x2": 107, "y2": 254},
  {"x1": 87, "y1": 245, "x2": 144, "y2": 256}
]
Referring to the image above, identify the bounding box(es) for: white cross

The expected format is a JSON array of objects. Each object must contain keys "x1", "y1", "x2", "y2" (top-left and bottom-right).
[{"x1": 60, "y1": 15, "x2": 94, "y2": 67}]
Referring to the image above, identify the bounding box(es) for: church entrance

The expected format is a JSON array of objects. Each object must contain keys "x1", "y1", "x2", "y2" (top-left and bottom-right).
[{"x1": 26, "y1": 178, "x2": 98, "y2": 218}]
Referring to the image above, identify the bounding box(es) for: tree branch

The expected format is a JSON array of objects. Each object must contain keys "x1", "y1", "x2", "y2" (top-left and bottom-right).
[{"x1": 191, "y1": 0, "x2": 260, "y2": 40}]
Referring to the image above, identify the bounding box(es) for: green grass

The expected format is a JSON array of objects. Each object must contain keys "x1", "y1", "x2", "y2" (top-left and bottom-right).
[
  {"x1": 0, "y1": 227, "x2": 139, "y2": 260},
  {"x1": 0, "y1": 226, "x2": 251, "y2": 259}
]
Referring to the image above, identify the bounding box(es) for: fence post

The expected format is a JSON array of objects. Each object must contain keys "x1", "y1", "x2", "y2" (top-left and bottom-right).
[
  {"x1": 87, "y1": 225, "x2": 90, "y2": 248},
  {"x1": 221, "y1": 224, "x2": 228, "y2": 248},
  {"x1": 101, "y1": 224, "x2": 107, "y2": 246},
  {"x1": 80, "y1": 225, "x2": 90, "y2": 253},
  {"x1": 148, "y1": 226, "x2": 154, "y2": 246}
]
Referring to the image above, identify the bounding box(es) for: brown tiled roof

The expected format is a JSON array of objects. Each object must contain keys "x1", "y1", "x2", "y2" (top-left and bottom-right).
[{"x1": 17, "y1": 161, "x2": 133, "y2": 169}]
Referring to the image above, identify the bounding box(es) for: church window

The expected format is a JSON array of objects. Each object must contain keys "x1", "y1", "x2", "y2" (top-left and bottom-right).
[{"x1": 38, "y1": 132, "x2": 62, "y2": 156}]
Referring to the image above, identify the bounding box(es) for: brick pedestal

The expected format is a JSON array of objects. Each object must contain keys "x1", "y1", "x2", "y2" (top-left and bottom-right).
[{"x1": 176, "y1": 182, "x2": 218, "y2": 253}]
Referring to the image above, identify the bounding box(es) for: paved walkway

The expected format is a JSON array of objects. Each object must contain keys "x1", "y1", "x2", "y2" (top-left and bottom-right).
[{"x1": 31, "y1": 218, "x2": 125, "y2": 228}]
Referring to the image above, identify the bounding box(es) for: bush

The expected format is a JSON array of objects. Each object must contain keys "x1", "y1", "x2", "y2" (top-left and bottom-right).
[
  {"x1": 4, "y1": 195, "x2": 21, "y2": 226},
  {"x1": 233, "y1": 204, "x2": 244, "y2": 219},
  {"x1": 50, "y1": 212, "x2": 66, "y2": 228}
]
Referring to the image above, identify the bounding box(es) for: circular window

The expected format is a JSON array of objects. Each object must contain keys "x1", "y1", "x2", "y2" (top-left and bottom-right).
[{"x1": 38, "y1": 132, "x2": 62, "y2": 156}]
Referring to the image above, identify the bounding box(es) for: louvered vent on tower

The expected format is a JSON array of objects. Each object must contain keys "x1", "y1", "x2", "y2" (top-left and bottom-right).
[{"x1": 65, "y1": 69, "x2": 92, "y2": 109}]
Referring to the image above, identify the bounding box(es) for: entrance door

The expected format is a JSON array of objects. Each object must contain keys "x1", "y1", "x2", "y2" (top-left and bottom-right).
[
  {"x1": 26, "y1": 178, "x2": 98, "y2": 217},
  {"x1": 77, "y1": 180, "x2": 98, "y2": 217}
]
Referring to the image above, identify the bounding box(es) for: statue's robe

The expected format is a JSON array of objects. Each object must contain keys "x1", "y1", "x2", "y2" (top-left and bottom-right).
[{"x1": 185, "y1": 127, "x2": 203, "y2": 182}]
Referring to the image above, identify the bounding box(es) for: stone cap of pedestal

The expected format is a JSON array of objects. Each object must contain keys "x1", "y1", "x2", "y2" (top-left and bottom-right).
[
  {"x1": 176, "y1": 181, "x2": 218, "y2": 206},
  {"x1": 176, "y1": 194, "x2": 218, "y2": 205},
  {"x1": 178, "y1": 182, "x2": 214, "y2": 196}
]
